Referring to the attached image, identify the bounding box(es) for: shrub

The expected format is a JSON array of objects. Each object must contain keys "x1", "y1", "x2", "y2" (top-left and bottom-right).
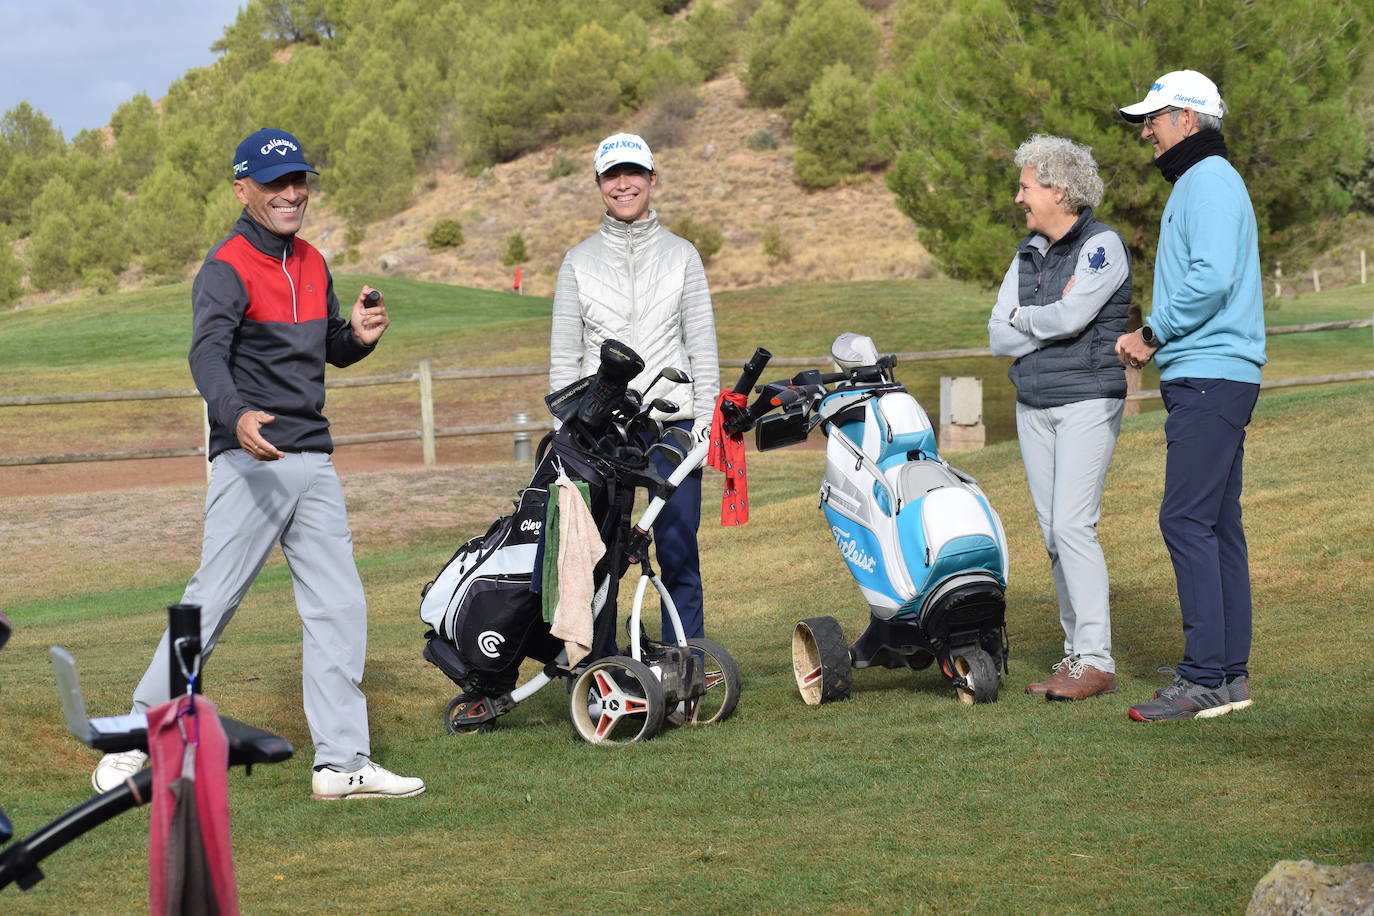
[
  {"x1": 547, "y1": 154, "x2": 577, "y2": 180},
  {"x1": 793, "y1": 63, "x2": 883, "y2": 188},
  {"x1": 426, "y1": 218, "x2": 465, "y2": 249},
  {"x1": 502, "y1": 232, "x2": 529, "y2": 266},
  {"x1": 744, "y1": 0, "x2": 880, "y2": 114},
  {"x1": 762, "y1": 222, "x2": 792, "y2": 264},
  {"x1": 328, "y1": 109, "x2": 416, "y2": 228},
  {"x1": 82, "y1": 267, "x2": 118, "y2": 296},
  {"x1": 636, "y1": 46, "x2": 702, "y2": 107},
  {"x1": 130, "y1": 163, "x2": 204, "y2": 278},
  {"x1": 644, "y1": 85, "x2": 701, "y2": 149},
  {"x1": 681, "y1": 0, "x2": 738, "y2": 80},
  {"x1": 670, "y1": 215, "x2": 724, "y2": 265},
  {"x1": 0, "y1": 234, "x2": 22, "y2": 303},
  {"x1": 748, "y1": 129, "x2": 779, "y2": 151},
  {"x1": 548, "y1": 22, "x2": 637, "y2": 135}
]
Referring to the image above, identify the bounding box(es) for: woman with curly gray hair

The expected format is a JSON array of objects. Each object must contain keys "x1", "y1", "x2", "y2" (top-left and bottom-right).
[{"x1": 988, "y1": 134, "x2": 1131, "y2": 702}]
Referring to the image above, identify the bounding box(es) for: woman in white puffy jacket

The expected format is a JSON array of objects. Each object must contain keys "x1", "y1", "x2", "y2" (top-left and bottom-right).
[{"x1": 548, "y1": 132, "x2": 721, "y2": 643}]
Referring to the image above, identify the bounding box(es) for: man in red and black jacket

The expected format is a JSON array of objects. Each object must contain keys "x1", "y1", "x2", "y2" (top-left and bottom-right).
[{"x1": 93, "y1": 128, "x2": 425, "y2": 800}]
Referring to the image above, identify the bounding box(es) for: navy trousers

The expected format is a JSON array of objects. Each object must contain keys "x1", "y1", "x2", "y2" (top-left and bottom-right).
[
  {"x1": 641, "y1": 422, "x2": 705, "y2": 642},
  {"x1": 1158, "y1": 378, "x2": 1259, "y2": 687}
]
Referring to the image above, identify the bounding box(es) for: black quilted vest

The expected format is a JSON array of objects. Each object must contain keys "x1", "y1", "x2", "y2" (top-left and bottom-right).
[{"x1": 1008, "y1": 208, "x2": 1131, "y2": 408}]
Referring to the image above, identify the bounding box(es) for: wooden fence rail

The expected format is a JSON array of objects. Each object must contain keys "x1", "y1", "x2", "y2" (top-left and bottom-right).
[{"x1": 3, "y1": 317, "x2": 1370, "y2": 468}]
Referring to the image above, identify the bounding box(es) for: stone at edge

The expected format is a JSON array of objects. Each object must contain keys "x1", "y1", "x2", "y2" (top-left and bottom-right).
[{"x1": 1246, "y1": 860, "x2": 1374, "y2": 916}]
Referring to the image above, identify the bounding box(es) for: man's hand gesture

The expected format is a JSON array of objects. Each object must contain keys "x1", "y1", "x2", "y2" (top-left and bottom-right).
[
  {"x1": 236, "y1": 410, "x2": 284, "y2": 461},
  {"x1": 350, "y1": 286, "x2": 390, "y2": 346}
]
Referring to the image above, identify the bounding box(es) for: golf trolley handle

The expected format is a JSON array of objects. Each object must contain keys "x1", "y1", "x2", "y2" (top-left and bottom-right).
[
  {"x1": 0, "y1": 770, "x2": 154, "y2": 891},
  {"x1": 0, "y1": 715, "x2": 291, "y2": 893},
  {"x1": 732, "y1": 347, "x2": 772, "y2": 395},
  {"x1": 720, "y1": 347, "x2": 774, "y2": 435}
]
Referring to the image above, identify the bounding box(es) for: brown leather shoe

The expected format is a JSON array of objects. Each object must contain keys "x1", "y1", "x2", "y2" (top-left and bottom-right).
[
  {"x1": 1026, "y1": 658, "x2": 1075, "y2": 696},
  {"x1": 1046, "y1": 663, "x2": 1117, "y2": 701}
]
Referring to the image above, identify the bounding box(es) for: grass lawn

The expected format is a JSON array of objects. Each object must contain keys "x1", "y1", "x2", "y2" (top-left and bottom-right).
[
  {"x1": 1, "y1": 276, "x2": 1370, "y2": 458},
  {"x1": 2, "y1": 366, "x2": 1371, "y2": 913}
]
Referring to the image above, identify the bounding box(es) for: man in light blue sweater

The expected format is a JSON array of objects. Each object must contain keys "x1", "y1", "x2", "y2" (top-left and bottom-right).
[{"x1": 1114, "y1": 70, "x2": 1267, "y2": 722}]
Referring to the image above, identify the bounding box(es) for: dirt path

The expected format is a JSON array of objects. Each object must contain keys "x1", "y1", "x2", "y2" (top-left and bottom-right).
[
  {"x1": 0, "y1": 441, "x2": 435, "y2": 499},
  {"x1": 0, "y1": 458, "x2": 532, "y2": 607}
]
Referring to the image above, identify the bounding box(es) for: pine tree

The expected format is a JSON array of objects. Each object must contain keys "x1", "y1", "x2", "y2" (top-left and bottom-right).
[
  {"x1": 876, "y1": 0, "x2": 1371, "y2": 288},
  {"x1": 327, "y1": 109, "x2": 416, "y2": 228}
]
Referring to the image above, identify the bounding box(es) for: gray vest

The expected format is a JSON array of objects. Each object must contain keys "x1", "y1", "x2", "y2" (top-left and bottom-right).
[{"x1": 1007, "y1": 208, "x2": 1131, "y2": 408}]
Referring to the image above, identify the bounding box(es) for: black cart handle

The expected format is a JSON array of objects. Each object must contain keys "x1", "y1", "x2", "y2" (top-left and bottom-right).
[{"x1": 732, "y1": 347, "x2": 772, "y2": 395}]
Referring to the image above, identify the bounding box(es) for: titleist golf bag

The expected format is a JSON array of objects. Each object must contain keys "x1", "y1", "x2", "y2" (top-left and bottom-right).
[{"x1": 754, "y1": 333, "x2": 1011, "y2": 704}]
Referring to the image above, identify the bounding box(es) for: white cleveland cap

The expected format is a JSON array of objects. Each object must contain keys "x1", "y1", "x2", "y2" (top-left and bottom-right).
[
  {"x1": 593, "y1": 132, "x2": 654, "y2": 176},
  {"x1": 1119, "y1": 70, "x2": 1226, "y2": 122}
]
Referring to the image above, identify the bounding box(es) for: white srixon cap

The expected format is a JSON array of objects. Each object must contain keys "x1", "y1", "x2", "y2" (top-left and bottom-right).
[
  {"x1": 1119, "y1": 70, "x2": 1226, "y2": 122},
  {"x1": 594, "y1": 133, "x2": 654, "y2": 176}
]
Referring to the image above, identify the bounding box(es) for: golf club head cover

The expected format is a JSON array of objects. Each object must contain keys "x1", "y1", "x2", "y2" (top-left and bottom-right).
[{"x1": 576, "y1": 339, "x2": 645, "y2": 433}]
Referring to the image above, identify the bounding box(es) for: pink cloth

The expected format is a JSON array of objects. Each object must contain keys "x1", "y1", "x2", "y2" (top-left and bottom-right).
[{"x1": 147, "y1": 695, "x2": 239, "y2": 916}]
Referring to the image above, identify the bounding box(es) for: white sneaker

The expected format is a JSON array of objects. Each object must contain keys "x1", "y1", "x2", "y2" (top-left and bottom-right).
[
  {"x1": 92, "y1": 749, "x2": 149, "y2": 793},
  {"x1": 310, "y1": 761, "x2": 425, "y2": 800}
]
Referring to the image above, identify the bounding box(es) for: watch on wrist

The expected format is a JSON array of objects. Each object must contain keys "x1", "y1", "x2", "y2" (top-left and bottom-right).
[{"x1": 1140, "y1": 325, "x2": 1157, "y2": 346}]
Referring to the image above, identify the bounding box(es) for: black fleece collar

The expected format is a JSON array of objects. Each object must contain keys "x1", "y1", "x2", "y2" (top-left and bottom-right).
[
  {"x1": 1016, "y1": 206, "x2": 1097, "y2": 255},
  {"x1": 1155, "y1": 129, "x2": 1229, "y2": 183},
  {"x1": 234, "y1": 210, "x2": 295, "y2": 259}
]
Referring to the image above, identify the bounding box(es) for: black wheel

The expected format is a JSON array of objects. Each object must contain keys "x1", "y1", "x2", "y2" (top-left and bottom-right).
[
  {"x1": 792, "y1": 617, "x2": 852, "y2": 705},
  {"x1": 951, "y1": 647, "x2": 999, "y2": 705},
  {"x1": 568, "y1": 656, "x2": 666, "y2": 744},
  {"x1": 444, "y1": 694, "x2": 497, "y2": 735},
  {"x1": 671, "y1": 637, "x2": 742, "y2": 725}
]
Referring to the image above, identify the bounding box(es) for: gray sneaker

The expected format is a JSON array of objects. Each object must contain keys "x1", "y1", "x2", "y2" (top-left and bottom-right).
[
  {"x1": 1226, "y1": 674, "x2": 1252, "y2": 711},
  {"x1": 1128, "y1": 676, "x2": 1231, "y2": 722}
]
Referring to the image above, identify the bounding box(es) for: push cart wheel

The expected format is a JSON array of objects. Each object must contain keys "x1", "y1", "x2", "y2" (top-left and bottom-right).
[
  {"x1": 951, "y1": 647, "x2": 999, "y2": 705},
  {"x1": 670, "y1": 638, "x2": 742, "y2": 725},
  {"x1": 569, "y1": 656, "x2": 666, "y2": 744},
  {"x1": 444, "y1": 694, "x2": 497, "y2": 736},
  {"x1": 792, "y1": 617, "x2": 852, "y2": 705}
]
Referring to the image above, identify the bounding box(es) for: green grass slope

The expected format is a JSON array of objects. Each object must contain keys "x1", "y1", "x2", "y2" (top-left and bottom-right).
[
  {"x1": 1, "y1": 373, "x2": 1371, "y2": 913},
  {"x1": 2, "y1": 275, "x2": 1370, "y2": 457}
]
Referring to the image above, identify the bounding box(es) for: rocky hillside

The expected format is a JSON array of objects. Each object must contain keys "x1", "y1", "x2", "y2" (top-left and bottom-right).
[{"x1": 307, "y1": 75, "x2": 933, "y2": 298}]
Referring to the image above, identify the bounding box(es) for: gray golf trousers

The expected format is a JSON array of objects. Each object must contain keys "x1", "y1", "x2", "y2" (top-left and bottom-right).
[
  {"x1": 1015, "y1": 398, "x2": 1124, "y2": 672},
  {"x1": 131, "y1": 450, "x2": 370, "y2": 770}
]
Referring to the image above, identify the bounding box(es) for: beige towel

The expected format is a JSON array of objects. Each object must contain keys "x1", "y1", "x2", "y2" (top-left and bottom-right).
[{"x1": 549, "y1": 473, "x2": 605, "y2": 666}]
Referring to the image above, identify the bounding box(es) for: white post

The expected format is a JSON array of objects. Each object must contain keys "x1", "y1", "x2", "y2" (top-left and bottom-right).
[
  {"x1": 1274, "y1": 266, "x2": 1282, "y2": 299},
  {"x1": 418, "y1": 359, "x2": 436, "y2": 469},
  {"x1": 1312, "y1": 268, "x2": 1321, "y2": 294},
  {"x1": 203, "y1": 404, "x2": 212, "y2": 484},
  {"x1": 938, "y1": 376, "x2": 985, "y2": 453},
  {"x1": 513, "y1": 412, "x2": 532, "y2": 462},
  {"x1": 1361, "y1": 249, "x2": 1367, "y2": 285}
]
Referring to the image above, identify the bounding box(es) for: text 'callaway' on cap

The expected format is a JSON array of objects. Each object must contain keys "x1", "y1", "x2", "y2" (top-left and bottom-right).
[
  {"x1": 594, "y1": 133, "x2": 654, "y2": 176},
  {"x1": 233, "y1": 128, "x2": 319, "y2": 183}
]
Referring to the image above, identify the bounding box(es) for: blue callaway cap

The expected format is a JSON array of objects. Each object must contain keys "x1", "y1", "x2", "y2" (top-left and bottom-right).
[{"x1": 232, "y1": 128, "x2": 318, "y2": 183}]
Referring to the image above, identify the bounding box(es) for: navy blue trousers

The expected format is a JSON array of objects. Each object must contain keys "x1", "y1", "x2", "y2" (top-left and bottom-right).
[
  {"x1": 1158, "y1": 378, "x2": 1259, "y2": 687},
  {"x1": 641, "y1": 422, "x2": 705, "y2": 641}
]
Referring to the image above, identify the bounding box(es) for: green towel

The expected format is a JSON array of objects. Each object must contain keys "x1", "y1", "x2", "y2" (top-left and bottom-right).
[{"x1": 541, "y1": 477, "x2": 592, "y2": 624}]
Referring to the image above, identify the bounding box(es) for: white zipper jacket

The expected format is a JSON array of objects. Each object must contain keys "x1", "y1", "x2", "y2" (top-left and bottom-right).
[{"x1": 549, "y1": 210, "x2": 720, "y2": 435}]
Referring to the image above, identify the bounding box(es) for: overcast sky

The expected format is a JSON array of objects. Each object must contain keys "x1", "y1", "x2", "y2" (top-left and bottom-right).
[{"x1": 0, "y1": 0, "x2": 246, "y2": 139}]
